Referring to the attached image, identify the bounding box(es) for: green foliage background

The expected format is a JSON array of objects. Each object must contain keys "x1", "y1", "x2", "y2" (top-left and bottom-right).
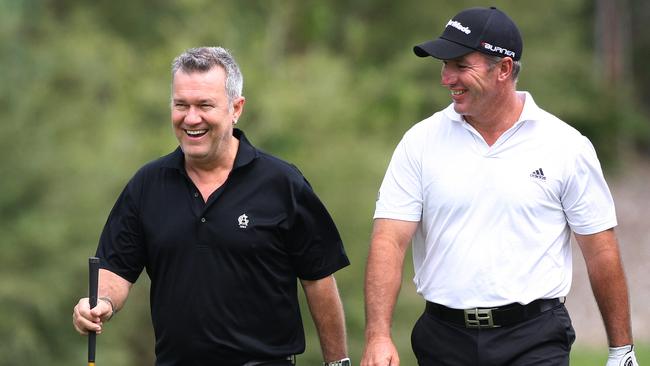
[{"x1": 1, "y1": 0, "x2": 648, "y2": 365}]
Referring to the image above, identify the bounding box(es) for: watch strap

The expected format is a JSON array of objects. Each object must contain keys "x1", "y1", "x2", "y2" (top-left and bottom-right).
[{"x1": 323, "y1": 358, "x2": 350, "y2": 366}]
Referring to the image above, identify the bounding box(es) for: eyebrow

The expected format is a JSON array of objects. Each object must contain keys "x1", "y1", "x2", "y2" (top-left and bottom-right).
[{"x1": 172, "y1": 98, "x2": 216, "y2": 104}]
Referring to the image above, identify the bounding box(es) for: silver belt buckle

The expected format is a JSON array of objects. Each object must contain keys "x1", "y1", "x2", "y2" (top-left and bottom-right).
[{"x1": 464, "y1": 308, "x2": 500, "y2": 329}]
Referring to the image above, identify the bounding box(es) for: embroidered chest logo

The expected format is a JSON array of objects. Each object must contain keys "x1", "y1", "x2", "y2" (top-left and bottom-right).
[
  {"x1": 237, "y1": 213, "x2": 249, "y2": 229},
  {"x1": 530, "y1": 168, "x2": 547, "y2": 181}
]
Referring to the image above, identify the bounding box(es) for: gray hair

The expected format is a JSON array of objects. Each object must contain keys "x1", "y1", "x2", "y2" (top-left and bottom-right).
[
  {"x1": 171, "y1": 47, "x2": 243, "y2": 106},
  {"x1": 485, "y1": 54, "x2": 522, "y2": 83}
]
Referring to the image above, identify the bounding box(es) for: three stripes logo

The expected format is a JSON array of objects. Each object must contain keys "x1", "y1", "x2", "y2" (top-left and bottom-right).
[{"x1": 530, "y1": 168, "x2": 546, "y2": 181}]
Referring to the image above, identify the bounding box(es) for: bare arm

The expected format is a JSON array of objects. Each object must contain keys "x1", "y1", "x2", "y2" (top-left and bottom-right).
[
  {"x1": 301, "y1": 275, "x2": 348, "y2": 362},
  {"x1": 361, "y1": 218, "x2": 418, "y2": 366},
  {"x1": 574, "y1": 228, "x2": 633, "y2": 346},
  {"x1": 72, "y1": 269, "x2": 132, "y2": 335}
]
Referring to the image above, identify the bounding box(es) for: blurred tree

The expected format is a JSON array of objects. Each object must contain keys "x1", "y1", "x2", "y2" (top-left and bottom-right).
[
  {"x1": 0, "y1": 0, "x2": 648, "y2": 365},
  {"x1": 628, "y1": 0, "x2": 650, "y2": 153}
]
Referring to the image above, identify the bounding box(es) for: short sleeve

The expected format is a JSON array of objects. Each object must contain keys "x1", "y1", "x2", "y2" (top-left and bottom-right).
[
  {"x1": 285, "y1": 179, "x2": 349, "y2": 280},
  {"x1": 561, "y1": 136, "x2": 617, "y2": 235},
  {"x1": 96, "y1": 174, "x2": 146, "y2": 284},
  {"x1": 374, "y1": 129, "x2": 423, "y2": 221}
]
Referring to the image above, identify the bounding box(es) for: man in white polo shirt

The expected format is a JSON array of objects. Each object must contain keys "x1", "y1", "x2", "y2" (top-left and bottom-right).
[{"x1": 361, "y1": 7, "x2": 638, "y2": 366}]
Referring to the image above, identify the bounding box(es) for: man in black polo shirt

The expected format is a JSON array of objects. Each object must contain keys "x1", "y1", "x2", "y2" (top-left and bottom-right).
[{"x1": 72, "y1": 47, "x2": 351, "y2": 366}]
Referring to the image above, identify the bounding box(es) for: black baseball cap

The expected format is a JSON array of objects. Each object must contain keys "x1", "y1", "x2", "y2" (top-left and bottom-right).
[{"x1": 414, "y1": 7, "x2": 522, "y2": 61}]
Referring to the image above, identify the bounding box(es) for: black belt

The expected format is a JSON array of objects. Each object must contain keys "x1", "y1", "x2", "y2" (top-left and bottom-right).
[{"x1": 425, "y1": 298, "x2": 563, "y2": 329}]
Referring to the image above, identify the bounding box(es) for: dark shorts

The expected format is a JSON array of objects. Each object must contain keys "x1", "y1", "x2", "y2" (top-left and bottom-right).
[{"x1": 411, "y1": 303, "x2": 576, "y2": 366}]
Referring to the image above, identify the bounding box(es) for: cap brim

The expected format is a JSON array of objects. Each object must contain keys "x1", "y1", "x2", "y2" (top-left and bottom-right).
[{"x1": 413, "y1": 38, "x2": 474, "y2": 60}]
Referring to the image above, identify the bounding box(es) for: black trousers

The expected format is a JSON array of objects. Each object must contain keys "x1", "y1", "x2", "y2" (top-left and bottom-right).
[
  {"x1": 411, "y1": 304, "x2": 576, "y2": 366},
  {"x1": 242, "y1": 360, "x2": 294, "y2": 366}
]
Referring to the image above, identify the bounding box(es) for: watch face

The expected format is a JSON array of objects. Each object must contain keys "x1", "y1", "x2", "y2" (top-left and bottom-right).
[{"x1": 341, "y1": 361, "x2": 351, "y2": 366}]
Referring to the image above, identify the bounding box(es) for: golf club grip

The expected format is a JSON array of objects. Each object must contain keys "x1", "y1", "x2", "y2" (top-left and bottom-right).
[{"x1": 88, "y1": 257, "x2": 100, "y2": 365}]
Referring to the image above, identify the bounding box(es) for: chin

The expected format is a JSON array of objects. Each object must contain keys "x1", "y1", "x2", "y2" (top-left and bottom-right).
[
  {"x1": 181, "y1": 145, "x2": 206, "y2": 158},
  {"x1": 452, "y1": 104, "x2": 466, "y2": 115}
]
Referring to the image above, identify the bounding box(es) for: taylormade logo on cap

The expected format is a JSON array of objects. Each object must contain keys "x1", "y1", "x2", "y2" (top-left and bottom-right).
[{"x1": 446, "y1": 20, "x2": 471, "y2": 34}]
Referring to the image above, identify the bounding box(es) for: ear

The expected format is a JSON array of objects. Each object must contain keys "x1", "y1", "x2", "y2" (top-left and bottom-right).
[
  {"x1": 497, "y1": 57, "x2": 514, "y2": 82},
  {"x1": 232, "y1": 96, "x2": 246, "y2": 121}
]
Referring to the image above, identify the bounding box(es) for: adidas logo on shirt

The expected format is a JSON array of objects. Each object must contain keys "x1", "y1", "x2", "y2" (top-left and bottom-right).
[{"x1": 530, "y1": 168, "x2": 546, "y2": 181}]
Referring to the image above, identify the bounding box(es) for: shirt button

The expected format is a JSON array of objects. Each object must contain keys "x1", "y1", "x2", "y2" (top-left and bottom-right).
[
  {"x1": 194, "y1": 192, "x2": 199, "y2": 198},
  {"x1": 201, "y1": 217, "x2": 206, "y2": 223}
]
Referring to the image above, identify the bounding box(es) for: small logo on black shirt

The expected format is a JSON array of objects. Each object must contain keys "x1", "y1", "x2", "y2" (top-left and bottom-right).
[
  {"x1": 530, "y1": 168, "x2": 546, "y2": 181},
  {"x1": 238, "y1": 214, "x2": 249, "y2": 228}
]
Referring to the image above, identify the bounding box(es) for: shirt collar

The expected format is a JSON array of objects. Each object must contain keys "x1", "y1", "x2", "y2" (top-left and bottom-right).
[
  {"x1": 232, "y1": 128, "x2": 258, "y2": 168},
  {"x1": 514, "y1": 91, "x2": 541, "y2": 123}
]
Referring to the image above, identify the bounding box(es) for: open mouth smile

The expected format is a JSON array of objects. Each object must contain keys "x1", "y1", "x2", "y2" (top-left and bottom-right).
[{"x1": 185, "y1": 129, "x2": 208, "y2": 138}]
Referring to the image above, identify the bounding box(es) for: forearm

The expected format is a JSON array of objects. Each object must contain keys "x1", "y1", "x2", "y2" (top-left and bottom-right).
[
  {"x1": 302, "y1": 276, "x2": 348, "y2": 361},
  {"x1": 576, "y1": 229, "x2": 633, "y2": 346},
  {"x1": 364, "y1": 219, "x2": 413, "y2": 340},
  {"x1": 585, "y1": 247, "x2": 632, "y2": 345},
  {"x1": 364, "y1": 238, "x2": 407, "y2": 339},
  {"x1": 361, "y1": 219, "x2": 416, "y2": 366},
  {"x1": 98, "y1": 269, "x2": 132, "y2": 314}
]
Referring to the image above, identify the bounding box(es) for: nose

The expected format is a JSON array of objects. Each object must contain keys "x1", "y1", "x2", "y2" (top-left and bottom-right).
[
  {"x1": 184, "y1": 106, "x2": 202, "y2": 124},
  {"x1": 440, "y1": 64, "x2": 456, "y2": 86}
]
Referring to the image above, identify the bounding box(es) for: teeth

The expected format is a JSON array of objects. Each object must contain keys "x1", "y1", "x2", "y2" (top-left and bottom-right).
[
  {"x1": 186, "y1": 129, "x2": 207, "y2": 136},
  {"x1": 451, "y1": 90, "x2": 465, "y2": 95}
]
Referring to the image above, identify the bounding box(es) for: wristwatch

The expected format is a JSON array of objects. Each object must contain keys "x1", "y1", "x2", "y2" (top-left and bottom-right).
[{"x1": 323, "y1": 358, "x2": 350, "y2": 366}]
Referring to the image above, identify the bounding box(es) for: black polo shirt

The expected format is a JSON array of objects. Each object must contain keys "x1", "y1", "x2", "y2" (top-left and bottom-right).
[{"x1": 97, "y1": 129, "x2": 349, "y2": 366}]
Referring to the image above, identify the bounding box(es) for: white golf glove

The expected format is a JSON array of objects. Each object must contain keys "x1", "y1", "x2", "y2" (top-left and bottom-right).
[{"x1": 606, "y1": 345, "x2": 639, "y2": 366}]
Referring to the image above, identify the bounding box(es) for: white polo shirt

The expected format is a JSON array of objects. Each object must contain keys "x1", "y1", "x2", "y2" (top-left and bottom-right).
[{"x1": 375, "y1": 92, "x2": 617, "y2": 308}]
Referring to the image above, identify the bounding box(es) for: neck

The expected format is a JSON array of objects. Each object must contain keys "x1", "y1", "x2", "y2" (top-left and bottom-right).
[
  {"x1": 185, "y1": 137, "x2": 239, "y2": 202},
  {"x1": 186, "y1": 136, "x2": 239, "y2": 173},
  {"x1": 465, "y1": 90, "x2": 524, "y2": 146}
]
